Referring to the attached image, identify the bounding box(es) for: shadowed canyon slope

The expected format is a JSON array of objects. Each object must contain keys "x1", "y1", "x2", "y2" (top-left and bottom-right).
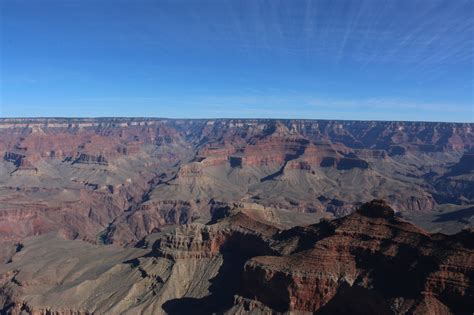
[
  {"x1": 0, "y1": 118, "x2": 472, "y2": 249},
  {"x1": 0, "y1": 118, "x2": 473, "y2": 314},
  {"x1": 0, "y1": 200, "x2": 473, "y2": 314}
]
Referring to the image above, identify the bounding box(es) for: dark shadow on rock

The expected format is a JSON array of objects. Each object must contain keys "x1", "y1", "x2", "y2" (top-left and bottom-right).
[
  {"x1": 433, "y1": 206, "x2": 474, "y2": 223},
  {"x1": 337, "y1": 157, "x2": 369, "y2": 170},
  {"x1": 161, "y1": 252, "x2": 247, "y2": 315},
  {"x1": 162, "y1": 230, "x2": 277, "y2": 314},
  {"x1": 316, "y1": 283, "x2": 392, "y2": 315},
  {"x1": 260, "y1": 162, "x2": 286, "y2": 182},
  {"x1": 260, "y1": 144, "x2": 307, "y2": 183}
]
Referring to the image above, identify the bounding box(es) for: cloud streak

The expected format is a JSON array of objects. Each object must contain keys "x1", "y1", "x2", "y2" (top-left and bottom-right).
[{"x1": 2, "y1": 0, "x2": 472, "y2": 121}]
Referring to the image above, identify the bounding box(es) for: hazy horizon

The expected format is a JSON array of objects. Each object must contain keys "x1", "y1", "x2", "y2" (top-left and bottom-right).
[{"x1": 0, "y1": 116, "x2": 473, "y2": 124}]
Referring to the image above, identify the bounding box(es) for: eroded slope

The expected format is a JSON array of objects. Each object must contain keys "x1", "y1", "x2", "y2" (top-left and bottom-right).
[{"x1": 1, "y1": 201, "x2": 472, "y2": 314}]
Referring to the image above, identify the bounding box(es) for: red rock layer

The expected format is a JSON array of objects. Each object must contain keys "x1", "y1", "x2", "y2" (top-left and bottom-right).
[
  {"x1": 238, "y1": 200, "x2": 474, "y2": 314},
  {"x1": 0, "y1": 118, "x2": 473, "y2": 259}
]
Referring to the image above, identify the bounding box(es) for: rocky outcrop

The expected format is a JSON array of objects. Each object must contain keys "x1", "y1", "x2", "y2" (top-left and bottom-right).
[
  {"x1": 380, "y1": 194, "x2": 438, "y2": 212},
  {"x1": 115, "y1": 200, "x2": 474, "y2": 314},
  {"x1": 105, "y1": 200, "x2": 203, "y2": 245},
  {"x1": 237, "y1": 200, "x2": 474, "y2": 314},
  {"x1": 0, "y1": 118, "x2": 473, "y2": 256},
  {"x1": 1, "y1": 200, "x2": 472, "y2": 314},
  {"x1": 176, "y1": 163, "x2": 203, "y2": 177},
  {"x1": 155, "y1": 211, "x2": 278, "y2": 260},
  {"x1": 71, "y1": 153, "x2": 108, "y2": 166}
]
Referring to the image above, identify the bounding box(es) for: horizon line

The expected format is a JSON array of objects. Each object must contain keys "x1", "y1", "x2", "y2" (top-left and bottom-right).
[{"x1": 0, "y1": 116, "x2": 472, "y2": 124}]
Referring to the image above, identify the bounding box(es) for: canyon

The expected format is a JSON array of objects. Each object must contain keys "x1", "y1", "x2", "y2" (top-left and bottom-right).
[
  {"x1": 1, "y1": 200, "x2": 473, "y2": 314},
  {"x1": 0, "y1": 118, "x2": 473, "y2": 314}
]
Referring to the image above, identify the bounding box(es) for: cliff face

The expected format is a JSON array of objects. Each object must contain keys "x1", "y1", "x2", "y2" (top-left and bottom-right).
[
  {"x1": 238, "y1": 200, "x2": 474, "y2": 314},
  {"x1": 0, "y1": 118, "x2": 472, "y2": 261},
  {"x1": 1, "y1": 200, "x2": 472, "y2": 314}
]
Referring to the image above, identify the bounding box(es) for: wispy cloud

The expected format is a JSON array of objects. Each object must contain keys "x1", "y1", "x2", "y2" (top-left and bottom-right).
[{"x1": 2, "y1": 0, "x2": 472, "y2": 121}]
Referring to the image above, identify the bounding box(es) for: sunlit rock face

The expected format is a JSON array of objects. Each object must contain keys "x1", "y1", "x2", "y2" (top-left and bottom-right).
[
  {"x1": 0, "y1": 119, "x2": 473, "y2": 313},
  {"x1": 1, "y1": 201, "x2": 472, "y2": 314},
  {"x1": 0, "y1": 118, "x2": 472, "y2": 257},
  {"x1": 238, "y1": 201, "x2": 474, "y2": 314}
]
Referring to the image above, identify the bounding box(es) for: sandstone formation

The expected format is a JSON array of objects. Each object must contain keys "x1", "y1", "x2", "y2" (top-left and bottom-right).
[
  {"x1": 0, "y1": 118, "x2": 473, "y2": 260},
  {"x1": 0, "y1": 118, "x2": 473, "y2": 314},
  {"x1": 0, "y1": 200, "x2": 472, "y2": 314},
  {"x1": 237, "y1": 200, "x2": 474, "y2": 314}
]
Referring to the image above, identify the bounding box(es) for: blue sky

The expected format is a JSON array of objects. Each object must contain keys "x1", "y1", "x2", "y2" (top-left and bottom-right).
[{"x1": 1, "y1": 0, "x2": 473, "y2": 121}]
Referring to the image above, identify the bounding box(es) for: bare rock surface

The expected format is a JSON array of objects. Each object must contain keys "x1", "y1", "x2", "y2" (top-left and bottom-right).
[
  {"x1": 0, "y1": 118, "x2": 473, "y2": 314},
  {"x1": 0, "y1": 118, "x2": 472, "y2": 253},
  {"x1": 238, "y1": 200, "x2": 474, "y2": 314},
  {"x1": 0, "y1": 201, "x2": 472, "y2": 314}
]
